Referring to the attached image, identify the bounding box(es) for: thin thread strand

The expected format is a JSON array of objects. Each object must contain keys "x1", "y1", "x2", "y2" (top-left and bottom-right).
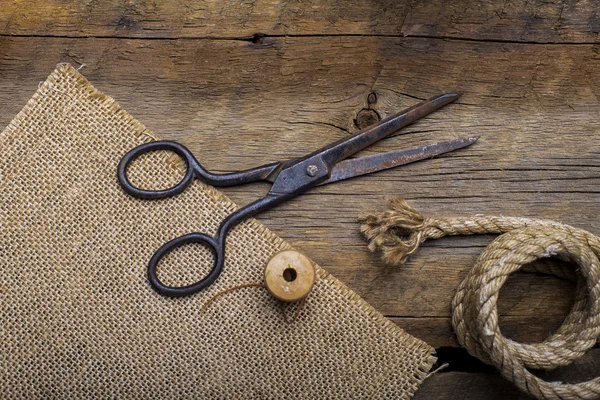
[
  {"x1": 201, "y1": 282, "x2": 308, "y2": 323},
  {"x1": 201, "y1": 283, "x2": 265, "y2": 313},
  {"x1": 281, "y1": 296, "x2": 308, "y2": 324}
]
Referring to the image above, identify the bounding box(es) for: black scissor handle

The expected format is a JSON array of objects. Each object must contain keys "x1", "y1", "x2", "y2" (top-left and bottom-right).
[
  {"x1": 117, "y1": 140, "x2": 285, "y2": 296},
  {"x1": 118, "y1": 140, "x2": 282, "y2": 198},
  {"x1": 117, "y1": 141, "x2": 198, "y2": 199},
  {"x1": 147, "y1": 232, "x2": 224, "y2": 297}
]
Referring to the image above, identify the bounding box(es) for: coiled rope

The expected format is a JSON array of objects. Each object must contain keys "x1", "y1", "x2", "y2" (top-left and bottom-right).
[{"x1": 360, "y1": 198, "x2": 600, "y2": 400}]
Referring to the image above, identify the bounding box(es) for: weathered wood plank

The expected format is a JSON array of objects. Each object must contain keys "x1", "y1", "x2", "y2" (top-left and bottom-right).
[
  {"x1": 392, "y1": 313, "x2": 571, "y2": 348},
  {"x1": 0, "y1": 36, "x2": 598, "y2": 344},
  {"x1": 414, "y1": 371, "x2": 534, "y2": 399},
  {"x1": 1, "y1": 0, "x2": 599, "y2": 43},
  {"x1": 414, "y1": 349, "x2": 600, "y2": 399}
]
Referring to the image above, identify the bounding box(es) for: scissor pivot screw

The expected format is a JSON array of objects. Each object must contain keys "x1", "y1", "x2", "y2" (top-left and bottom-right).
[{"x1": 306, "y1": 165, "x2": 319, "y2": 177}]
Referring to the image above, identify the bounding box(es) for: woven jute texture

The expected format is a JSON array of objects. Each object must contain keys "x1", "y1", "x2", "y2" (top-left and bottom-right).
[{"x1": 0, "y1": 64, "x2": 435, "y2": 398}]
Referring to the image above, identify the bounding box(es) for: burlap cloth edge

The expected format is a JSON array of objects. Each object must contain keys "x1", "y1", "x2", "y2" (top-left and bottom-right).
[{"x1": 0, "y1": 63, "x2": 437, "y2": 396}]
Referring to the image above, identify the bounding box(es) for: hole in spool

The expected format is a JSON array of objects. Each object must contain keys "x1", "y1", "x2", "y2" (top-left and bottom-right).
[{"x1": 283, "y1": 267, "x2": 297, "y2": 282}]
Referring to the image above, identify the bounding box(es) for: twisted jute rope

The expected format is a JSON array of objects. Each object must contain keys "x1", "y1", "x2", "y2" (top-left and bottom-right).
[{"x1": 360, "y1": 198, "x2": 600, "y2": 400}]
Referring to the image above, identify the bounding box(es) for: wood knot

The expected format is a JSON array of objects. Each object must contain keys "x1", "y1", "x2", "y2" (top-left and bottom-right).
[
  {"x1": 355, "y1": 108, "x2": 380, "y2": 130},
  {"x1": 367, "y1": 92, "x2": 377, "y2": 105},
  {"x1": 114, "y1": 15, "x2": 137, "y2": 29}
]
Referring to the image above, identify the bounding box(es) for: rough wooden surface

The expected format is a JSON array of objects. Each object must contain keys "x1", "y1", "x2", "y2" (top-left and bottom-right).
[
  {"x1": 1, "y1": 1, "x2": 599, "y2": 398},
  {"x1": 2, "y1": 0, "x2": 600, "y2": 42},
  {"x1": 415, "y1": 348, "x2": 600, "y2": 399}
]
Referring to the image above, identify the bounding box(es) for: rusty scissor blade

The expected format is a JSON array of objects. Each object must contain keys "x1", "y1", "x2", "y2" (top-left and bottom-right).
[
  {"x1": 314, "y1": 93, "x2": 462, "y2": 169},
  {"x1": 320, "y1": 136, "x2": 478, "y2": 185}
]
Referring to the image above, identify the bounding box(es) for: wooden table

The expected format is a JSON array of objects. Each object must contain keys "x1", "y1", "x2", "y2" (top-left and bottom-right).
[{"x1": 1, "y1": 1, "x2": 598, "y2": 398}]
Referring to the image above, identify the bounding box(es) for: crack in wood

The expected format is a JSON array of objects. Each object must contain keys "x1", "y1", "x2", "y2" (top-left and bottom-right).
[{"x1": 1, "y1": 32, "x2": 599, "y2": 46}]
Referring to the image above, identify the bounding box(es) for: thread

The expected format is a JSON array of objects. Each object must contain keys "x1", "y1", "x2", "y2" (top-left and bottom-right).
[
  {"x1": 201, "y1": 282, "x2": 307, "y2": 324},
  {"x1": 360, "y1": 198, "x2": 600, "y2": 400},
  {"x1": 200, "y1": 283, "x2": 265, "y2": 313}
]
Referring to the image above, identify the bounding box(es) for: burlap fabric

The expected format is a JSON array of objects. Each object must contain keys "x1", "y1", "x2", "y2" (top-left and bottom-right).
[{"x1": 0, "y1": 64, "x2": 435, "y2": 398}]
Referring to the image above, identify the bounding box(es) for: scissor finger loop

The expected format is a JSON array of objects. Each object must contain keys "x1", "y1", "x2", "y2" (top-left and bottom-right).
[
  {"x1": 117, "y1": 141, "x2": 197, "y2": 199},
  {"x1": 147, "y1": 232, "x2": 224, "y2": 297}
]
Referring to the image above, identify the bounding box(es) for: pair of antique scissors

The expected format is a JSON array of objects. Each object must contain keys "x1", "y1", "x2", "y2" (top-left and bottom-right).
[{"x1": 117, "y1": 93, "x2": 477, "y2": 297}]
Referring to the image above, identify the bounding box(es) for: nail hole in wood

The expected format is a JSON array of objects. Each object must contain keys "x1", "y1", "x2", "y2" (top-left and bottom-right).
[{"x1": 251, "y1": 33, "x2": 265, "y2": 44}]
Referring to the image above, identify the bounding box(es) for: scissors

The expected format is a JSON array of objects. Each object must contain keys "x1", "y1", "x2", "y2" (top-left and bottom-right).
[{"x1": 117, "y1": 93, "x2": 477, "y2": 297}]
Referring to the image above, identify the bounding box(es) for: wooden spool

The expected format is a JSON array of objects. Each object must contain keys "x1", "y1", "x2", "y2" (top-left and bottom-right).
[{"x1": 264, "y1": 250, "x2": 315, "y2": 302}]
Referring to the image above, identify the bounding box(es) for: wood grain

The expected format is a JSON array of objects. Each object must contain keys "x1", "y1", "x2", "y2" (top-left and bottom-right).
[
  {"x1": 391, "y1": 311, "x2": 573, "y2": 349},
  {"x1": 1, "y1": 2, "x2": 599, "y2": 395},
  {"x1": 1, "y1": 0, "x2": 599, "y2": 43},
  {"x1": 1, "y1": 35, "x2": 598, "y2": 331},
  {"x1": 414, "y1": 349, "x2": 600, "y2": 399}
]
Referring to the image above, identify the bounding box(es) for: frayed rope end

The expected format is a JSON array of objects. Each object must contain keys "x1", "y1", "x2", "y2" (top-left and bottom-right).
[{"x1": 359, "y1": 198, "x2": 431, "y2": 266}]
